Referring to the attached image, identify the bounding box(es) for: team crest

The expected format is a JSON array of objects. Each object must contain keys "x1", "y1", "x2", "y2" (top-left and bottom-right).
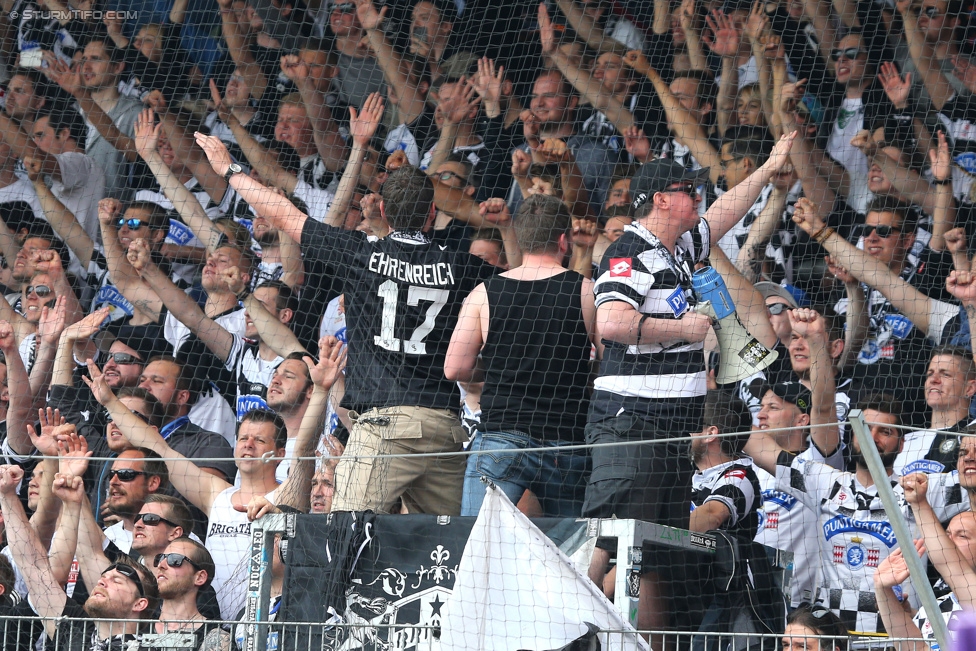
[
  {"x1": 941, "y1": 438, "x2": 958, "y2": 454},
  {"x1": 845, "y1": 542, "x2": 868, "y2": 568}
]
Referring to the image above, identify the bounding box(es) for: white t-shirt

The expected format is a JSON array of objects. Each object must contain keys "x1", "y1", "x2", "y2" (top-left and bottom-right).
[
  {"x1": 827, "y1": 97, "x2": 870, "y2": 213},
  {"x1": 207, "y1": 485, "x2": 278, "y2": 619}
]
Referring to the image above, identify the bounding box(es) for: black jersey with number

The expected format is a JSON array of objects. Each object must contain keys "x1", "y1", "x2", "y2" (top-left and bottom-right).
[{"x1": 301, "y1": 220, "x2": 493, "y2": 412}]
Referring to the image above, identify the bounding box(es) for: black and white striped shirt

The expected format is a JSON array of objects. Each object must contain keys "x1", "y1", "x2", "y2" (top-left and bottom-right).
[{"x1": 592, "y1": 219, "x2": 710, "y2": 399}]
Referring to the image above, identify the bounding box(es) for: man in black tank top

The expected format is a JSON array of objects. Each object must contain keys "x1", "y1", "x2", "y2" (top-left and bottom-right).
[{"x1": 446, "y1": 194, "x2": 598, "y2": 517}]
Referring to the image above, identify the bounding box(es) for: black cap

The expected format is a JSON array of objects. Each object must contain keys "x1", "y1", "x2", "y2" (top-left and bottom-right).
[
  {"x1": 631, "y1": 160, "x2": 710, "y2": 211},
  {"x1": 769, "y1": 382, "x2": 812, "y2": 414}
]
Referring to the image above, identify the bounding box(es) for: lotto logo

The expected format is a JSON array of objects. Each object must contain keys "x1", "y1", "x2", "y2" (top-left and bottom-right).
[
  {"x1": 610, "y1": 258, "x2": 632, "y2": 277},
  {"x1": 867, "y1": 549, "x2": 880, "y2": 567},
  {"x1": 766, "y1": 512, "x2": 779, "y2": 529},
  {"x1": 833, "y1": 545, "x2": 845, "y2": 563}
]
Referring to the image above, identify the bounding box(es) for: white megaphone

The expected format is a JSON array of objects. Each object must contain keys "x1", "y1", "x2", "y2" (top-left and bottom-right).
[{"x1": 692, "y1": 266, "x2": 778, "y2": 385}]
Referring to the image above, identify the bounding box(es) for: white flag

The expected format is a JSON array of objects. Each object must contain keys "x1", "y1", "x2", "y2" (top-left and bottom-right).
[{"x1": 439, "y1": 485, "x2": 649, "y2": 651}]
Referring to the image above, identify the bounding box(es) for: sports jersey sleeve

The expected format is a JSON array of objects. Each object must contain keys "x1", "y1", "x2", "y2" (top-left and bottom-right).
[
  {"x1": 774, "y1": 450, "x2": 843, "y2": 512},
  {"x1": 704, "y1": 465, "x2": 758, "y2": 527},
  {"x1": 300, "y1": 217, "x2": 361, "y2": 269},
  {"x1": 593, "y1": 252, "x2": 657, "y2": 309}
]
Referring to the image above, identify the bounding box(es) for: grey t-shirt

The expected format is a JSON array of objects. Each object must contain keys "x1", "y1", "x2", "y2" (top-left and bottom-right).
[
  {"x1": 336, "y1": 53, "x2": 387, "y2": 111},
  {"x1": 82, "y1": 94, "x2": 142, "y2": 200}
]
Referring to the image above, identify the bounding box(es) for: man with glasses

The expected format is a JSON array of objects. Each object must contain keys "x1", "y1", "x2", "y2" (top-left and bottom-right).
[
  {"x1": 583, "y1": 134, "x2": 793, "y2": 637},
  {"x1": 99, "y1": 449, "x2": 169, "y2": 552},
  {"x1": 51, "y1": 469, "x2": 229, "y2": 644},
  {"x1": 747, "y1": 389, "x2": 968, "y2": 633},
  {"x1": 811, "y1": 195, "x2": 955, "y2": 426},
  {"x1": 0, "y1": 463, "x2": 159, "y2": 649}
]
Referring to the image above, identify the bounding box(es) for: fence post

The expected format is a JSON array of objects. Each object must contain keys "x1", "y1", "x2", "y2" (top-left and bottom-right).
[
  {"x1": 243, "y1": 512, "x2": 291, "y2": 651},
  {"x1": 848, "y1": 409, "x2": 949, "y2": 649}
]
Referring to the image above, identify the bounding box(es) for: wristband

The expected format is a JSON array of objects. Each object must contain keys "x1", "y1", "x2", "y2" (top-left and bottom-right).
[
  {"x1": 933, "y1": 177, "x2": 952, "y2": 186},
  {"x1": 813, "y1": 226, "x2": 836, "y2": 245},
  {"x1": 636, "y1": 314, "x2": 650, "y2": 346}
]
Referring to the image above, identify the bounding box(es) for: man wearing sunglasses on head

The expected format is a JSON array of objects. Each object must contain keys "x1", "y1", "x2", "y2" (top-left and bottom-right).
[{"x1": 0, "y1": 464, "x2": 160, "y2": 650}]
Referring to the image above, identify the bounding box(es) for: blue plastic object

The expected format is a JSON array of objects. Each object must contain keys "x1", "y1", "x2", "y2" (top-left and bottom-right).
[{"x1": 692, "y1": 266, "x2": 736, "y2": 320}]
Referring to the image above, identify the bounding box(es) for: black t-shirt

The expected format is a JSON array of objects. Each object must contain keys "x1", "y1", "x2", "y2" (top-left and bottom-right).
[
  {"x1": 300, "y1": 221, "x2": 493, "y2": 412},
  {"x1": 0, "y1": 597, "x2": 42, "y2": 650},
  {"x1": 46, "y1": 598, "x2": 138, "y2": 651}
]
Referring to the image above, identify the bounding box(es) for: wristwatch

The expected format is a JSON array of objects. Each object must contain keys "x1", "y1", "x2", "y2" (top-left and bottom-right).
[{"x1": 223, "y1": 163, "x2": 243, "y2": 182}]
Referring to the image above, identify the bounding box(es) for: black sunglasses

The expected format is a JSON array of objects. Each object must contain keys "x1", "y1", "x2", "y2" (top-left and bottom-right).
[
  {"x1": 25, "y1": 284, "x2": 53, "y2": 298},
  {"x1": 153, "y1": 552, "x2": 201, "y2": 571},
  {"x1": 108, "y1": 469, "x2": 146, "y2": 482},
  {"x1": 922, "y1": 6, "x2": 941, "y2": 17},
  {"x1": 136, "y1": 513, "x2": 178, "y2": 528},
  {"x1": 767, "y1": 303, "x2": 790, "y2": 316},
  {"x1": 117, "y1": 218, "x2": 144, "y2": 230},
  {"x1": 857, "y1": 223, "x2": 901, "y2": 238},
  {"x1": 334, "y1": 2, "x2": 355, "y2": 12},
  {"x1": 830, "y1": 47, "x2": 863, "y2": 61},
  {"x1": 663, "y1": 182, "x2": 698, "y2": 198},
  {"x1": 104, "y1": 410, "x2": 150, "y2": 424},
  {"x1": 106, "y1": 352, "x2": 142, "y2": 365},
  {"x1": 103, "y1": 563, "x2": 145, "y2": 597}
]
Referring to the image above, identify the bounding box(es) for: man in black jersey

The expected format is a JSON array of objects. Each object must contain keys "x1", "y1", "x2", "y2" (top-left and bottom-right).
[
  {"x1": 196, "y1": 132, "x2": 493, "y2": 515},
  {"x1": 445, "y1": 194, "x2": 597, "y2": 517}
]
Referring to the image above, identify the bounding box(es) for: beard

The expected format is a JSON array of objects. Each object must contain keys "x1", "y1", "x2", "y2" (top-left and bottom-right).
[
  {"x1": 255, "y1": 230, "x2": 279, "y2": 247},
  {"x1": 852, "y1": 449, "x2": 899, "y2": 470},
  {"x1": 157, "y1": 572, "x2": 194, "y2": 600},
  {"x1": 84, "y1": 593, "x2": 130, "y2": 619}
]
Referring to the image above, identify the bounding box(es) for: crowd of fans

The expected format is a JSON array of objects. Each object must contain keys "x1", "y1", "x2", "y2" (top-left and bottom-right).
[{"x1": 0, "y1": 0, "x2": 974, "y2": 648}]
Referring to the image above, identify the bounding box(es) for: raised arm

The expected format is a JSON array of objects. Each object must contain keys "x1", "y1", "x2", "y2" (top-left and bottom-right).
[
  {"x1": 793, "y1": 197, "x2": 938, "y2": 336},
  {"x1": 539, "y1": 4, "x2": 636, "y2": 134},
  {"x1": 43, "y1": 59, "x2": 138, "y2": 162},
  {"x1": 136, "y1": 109, "x2": 224, "y2": 253},
  {"x1": 0, "y1": 464, "x2": 65, "y2": 637},
  {"x1": 743, "y1": 428, "x2": 787, "y2": 475},
  {"x1": 904, "y1": 473, "x2": 976, "y2": 607},
  {"x1": 323, "y1": 93, "x2": 385, "y2": 229},
  {"x1": 225, "y1": 267, "x2": 305, "y2": 357},
  {"x1": 97, "y1": 198, "x2": 164, "y2": 321},
  {"x1": 873, "y1": 543, "x2": 926, "y2": 645},
  {"x1": 778, "y1": 82, "x2": 839, "y2": 208},
  {"x1": 209, "y1": 81, "x2": 299, "y2": 193},
  {"x1": 896, "y1": 0, "x2": 954, "y2": 111},
  {"x1": 275, "y1": 338, "x2": 346, "y2": 511},
  {"x1": 790, "y1": 309, "x2": 840, "y2": 455},
  {"x1": 281, "y1": 56, "x2": 349, "y2": 173},
  {"x1": 0, "y1": 320, "x2": 33, "y2": 455},
  {"x1": 735, "y1": 185, "x2": 788, "y2": 281},
  {"x1": 928, "y1": 132, "x2": 956, "y2": 253},
  {"x1": 354, "y1": 0, "x2": 428, "y2": 125},
  {"x1": 554, "y1": 0, "x2": 627, "y2": 55},
  {"x1": 217, "y1": 0, "x2": 268, "y2": 101},
  {"x1": 625, "y1": 53, "x2": 723, "y2": 185},
  {"x1": 195, "y1": 132, "x2": 308, "y2": 242},
  {"x1": 706, "y1": 131, "x2": 797, "y2": 241},
  {"x1": 24, "y1": 155, "x2": 95, "y2": 267},
  {"x1": 82, "y1": 360, "x2": 232, "y2": 514},
  {"x1": 148, "y1": 95, "x2": 230, "y2": 205}
]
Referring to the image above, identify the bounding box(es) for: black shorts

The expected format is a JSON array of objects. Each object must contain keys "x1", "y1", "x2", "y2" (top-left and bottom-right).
[{"x1": 582, "y1": 396, "x2": 703, "y2": 573}]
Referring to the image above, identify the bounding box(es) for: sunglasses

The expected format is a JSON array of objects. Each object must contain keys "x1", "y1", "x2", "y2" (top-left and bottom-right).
[
  {"x1": 117, "y1": 218, "x2": 145, "y2": 230},
  {"x1": 153, "y1": 552, "x2": 201, "y2": 571},
  {"x1": 25, "y1": 284, "x2": 53, "y2": 298},
  {"x1": 108, "y1": 469, "x2": 146, "y2": 482},
  {"x1": 437, "y1": 171, "x2": 467, "y2": 184},
  {"x1": 104, "y1": 410, "x2": 150, "y2": 424},
  {"x1": 663, "y1": 182, "x2": 698, "y2": 198},
  {"x1": 136, "y1": 513, "x2": 178, "y2": 528},
  {"x1": 830, "y1": 47, "x2": 863, "y2": 61},
  {"x1": 767, "y1": 303, "x2": 790, "y2": 316},
  {"x1": 857, "y1": 223, "x2": 901, "y2": 238},
  {"x1": 922, "y1": 6, "x2": 942, "y2": 17},
  {"x1": 334, "y1": 2, "x2": 355, "y2": 12},
  {"x1": 103, "y1": 563, "x2": 145, "y2": 597},
  {"x1": 106, "y1": 352, "x2": 142, "y2": 365}
]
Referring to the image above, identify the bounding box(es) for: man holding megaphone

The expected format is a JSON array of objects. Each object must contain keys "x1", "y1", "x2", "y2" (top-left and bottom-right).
[{"x1": 583, "y1": 131, "x2": 796, "y2": 636}]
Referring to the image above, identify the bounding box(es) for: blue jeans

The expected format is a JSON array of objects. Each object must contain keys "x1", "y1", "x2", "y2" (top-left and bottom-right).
[{"x1": 460, "y1": 430, "x2": 590, "y2": 517}]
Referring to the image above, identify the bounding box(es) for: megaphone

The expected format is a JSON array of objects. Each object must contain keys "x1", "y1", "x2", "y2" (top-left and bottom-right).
[{"x1": 692, "y1": 266, "x2": 778, "y2": 385}]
